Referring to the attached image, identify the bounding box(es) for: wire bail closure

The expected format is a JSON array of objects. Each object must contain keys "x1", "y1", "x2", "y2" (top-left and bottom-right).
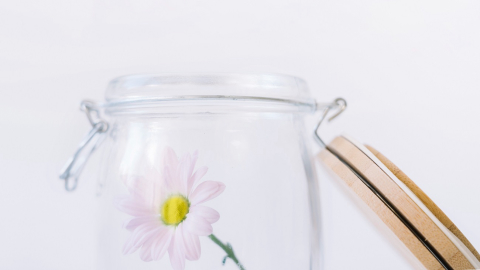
[
  {"x1": 59, "y1": 97, "x2": 344, "y2": 191},
  {"x1": 314, "y1": 98, "x2": 347, "y2": 148},
  {"x1": 59, "y1": 100, "x2": 109, "y2": 191}
]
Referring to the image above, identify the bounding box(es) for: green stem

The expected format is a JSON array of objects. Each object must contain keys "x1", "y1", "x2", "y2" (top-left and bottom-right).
[{"x1": 208, "y1": 234, "x2": 245, "y2": 270}]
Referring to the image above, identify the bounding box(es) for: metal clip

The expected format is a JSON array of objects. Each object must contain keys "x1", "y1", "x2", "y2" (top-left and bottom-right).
[
  {"x1": 59, "y1": 100, "x2": 109, "y2": 191},
  {"x1": 314, "y1": 98, "x2": 347, "y2": 147}
]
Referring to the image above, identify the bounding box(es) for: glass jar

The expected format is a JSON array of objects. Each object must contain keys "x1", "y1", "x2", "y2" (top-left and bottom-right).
[{"x1": 61, "y1": 74, "x2": 343, "y2": 270}]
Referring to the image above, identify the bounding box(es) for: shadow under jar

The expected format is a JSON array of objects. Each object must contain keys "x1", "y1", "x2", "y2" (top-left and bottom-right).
[{"x1": 91, "y1": 74, "x2": 322, "y2": 270}]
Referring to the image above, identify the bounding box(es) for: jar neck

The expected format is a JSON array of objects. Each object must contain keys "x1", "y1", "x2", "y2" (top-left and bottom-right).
[{"x1": 103, "y1": 96, "x2": 317, "y2": 116}]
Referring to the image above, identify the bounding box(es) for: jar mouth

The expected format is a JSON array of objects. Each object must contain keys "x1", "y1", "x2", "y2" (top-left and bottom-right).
[{"x1": 103, "y1": 73, "x2": 316, "y2": 115}]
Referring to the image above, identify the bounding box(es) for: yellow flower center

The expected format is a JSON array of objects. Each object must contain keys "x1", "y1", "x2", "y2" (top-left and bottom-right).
[{"x1": 161, "y1": 195, "x2": 190, "y2": 226}]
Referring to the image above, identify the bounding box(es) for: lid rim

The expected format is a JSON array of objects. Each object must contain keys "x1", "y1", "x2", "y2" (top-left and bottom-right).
[
  {"x1": 105, "y1": 73, "x2": 312, "y2": 107},
  {"x1": 103, "y1": 95, "x2": 317, "y2": 115},
  {"x1": 104, "y1": 95, "x2": 316, "y2": 108}
]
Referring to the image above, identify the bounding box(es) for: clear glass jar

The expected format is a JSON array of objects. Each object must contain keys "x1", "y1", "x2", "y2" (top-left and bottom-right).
[{"x1": 65, "y1": 74, "x2": 327, "y2": 270}]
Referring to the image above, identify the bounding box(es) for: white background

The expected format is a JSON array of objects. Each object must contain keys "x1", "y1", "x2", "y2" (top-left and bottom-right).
[{"x1": 1, "y1": 0, "x2": 479, "y2": 269}]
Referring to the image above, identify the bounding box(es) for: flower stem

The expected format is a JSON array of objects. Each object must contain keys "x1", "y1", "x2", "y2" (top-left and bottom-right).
[{"x1": 208, "y1": 234, "x2": 245, "y2": 270}]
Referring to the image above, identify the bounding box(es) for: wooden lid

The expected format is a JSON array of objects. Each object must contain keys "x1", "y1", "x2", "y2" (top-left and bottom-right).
[{"x1": 318, "y1": 136, "x2": 480, "y2": 270}]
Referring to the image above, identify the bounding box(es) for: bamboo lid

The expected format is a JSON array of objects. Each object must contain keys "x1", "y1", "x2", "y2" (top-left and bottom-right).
[{"x1": 318, "y1": 136, "x2": 480, "y2": 270}]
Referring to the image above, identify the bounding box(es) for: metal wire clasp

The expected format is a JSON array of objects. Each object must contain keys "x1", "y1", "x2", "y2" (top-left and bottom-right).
[
  {"x1": 59, "y1": 100, "x2": 109, "y2": 191},
  {"x1": 314, "y1": 98, "x2": 347, "y2": 147}
]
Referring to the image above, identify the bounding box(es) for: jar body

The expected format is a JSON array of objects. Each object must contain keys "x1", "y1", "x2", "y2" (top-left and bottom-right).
[{"x1": 96, "y1": 110, "x2": 320, "y2": 270}]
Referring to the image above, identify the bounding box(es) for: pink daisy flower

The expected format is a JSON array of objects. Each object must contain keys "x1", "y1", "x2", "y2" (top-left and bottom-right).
[{"x1": 115, "y1": 148, "x2": 226, "y2": 270}]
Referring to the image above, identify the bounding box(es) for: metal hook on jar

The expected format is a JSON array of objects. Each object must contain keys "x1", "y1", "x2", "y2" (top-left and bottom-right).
[
  {"x1": 59, "y1": 100, "x2": 109, "y2": 191},
  {"x1": 314, "y1": 98, "x2": 347, "y2": 148},
  {"x1": 81, "y1": 100, "x2": 108, "y2": 132}
]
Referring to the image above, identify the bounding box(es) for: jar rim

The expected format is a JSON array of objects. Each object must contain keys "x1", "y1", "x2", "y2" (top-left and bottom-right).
[{"x1": 104, "y1": 73, "x2": 316, "y2": 114}]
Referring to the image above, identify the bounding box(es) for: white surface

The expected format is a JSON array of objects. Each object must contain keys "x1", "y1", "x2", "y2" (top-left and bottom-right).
[{"x1": 1, "y1": 1, "x2": 479, "y2": 269}]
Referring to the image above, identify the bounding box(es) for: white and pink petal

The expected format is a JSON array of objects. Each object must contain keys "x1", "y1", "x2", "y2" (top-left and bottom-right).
[
  {"x1": 115, "y1": 198, "x2": 153, "y2": 217},
  {"x1": 139, "y1": 237, "x2": 156, "y2": 262},
  {"x1": 168, "y1": 225, "x2": 186, "y2": 270},
  {"x1": 122, "y1": 223, "x2": 159, "y2": 255},
  {"x1": 189, "y1": 181, "x2": 225, "y2": 206},
  {"x1": 182, "y1": 229, "x2": 201, "y2": 261},
  {"x1": 187, "y1": 166, "x2": 208, "y2": 195},
  {"x1": 187, "y1": 151, "x2": 199, "y2": 178},
  {"x1": 152, "y1": 228, "x2": 174, "y2": 260},
  {"x1": 123, "y1": 215, "x2": 159, "y2": 231},
  {"x1": 189, "y1": 205, "x2": 220, "y2": 224},
  {"x1": 184, "y1": 214, "x2": 213, "y2": 236},
  {"x1": 164, "y1": 147, "x2": 179, "y2": 170}
]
